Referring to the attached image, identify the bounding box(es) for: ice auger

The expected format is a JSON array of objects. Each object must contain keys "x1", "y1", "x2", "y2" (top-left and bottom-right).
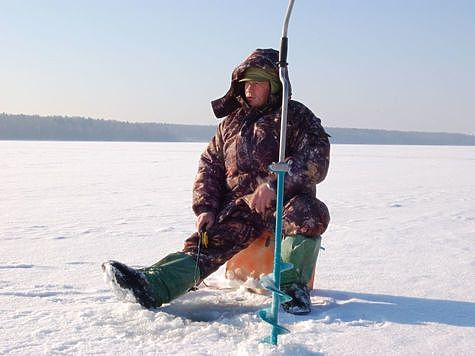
[{"x1": 258, "y1": 0, "x2": 296, "y2": 346}]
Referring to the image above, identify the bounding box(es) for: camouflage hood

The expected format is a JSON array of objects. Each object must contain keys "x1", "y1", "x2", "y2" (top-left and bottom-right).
[{"x1": 211, "y1": 48, "x2": 292, "y2": 118}]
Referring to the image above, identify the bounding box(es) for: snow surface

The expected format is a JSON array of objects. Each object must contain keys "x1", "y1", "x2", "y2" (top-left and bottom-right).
[{"x1": 1, "y1": 141, "x2": 474, "y2": 355}]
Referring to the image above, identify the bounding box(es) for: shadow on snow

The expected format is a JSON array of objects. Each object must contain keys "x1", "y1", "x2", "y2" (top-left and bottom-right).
[
  {"x1": 157, "y1": 289, "x2": 263, "y2": 322},
  {"x1": 148, "y1": 288, "x2": 475, "y2": 328},
  {"x1": 311, "y1": 289, "x2": 475, "y2": 328}
]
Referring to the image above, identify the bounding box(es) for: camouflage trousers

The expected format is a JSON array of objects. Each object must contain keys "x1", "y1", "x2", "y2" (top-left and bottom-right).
[
  {"x1": 182, "y1": 194, "x2": 328, "y2": 282},
  {"x1": 182, "y1": 215, "x2": 266, "y2": 282}
]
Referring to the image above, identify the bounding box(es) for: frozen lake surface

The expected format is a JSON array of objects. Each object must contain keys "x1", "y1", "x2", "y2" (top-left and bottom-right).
[{"x1": 1, "y1": 141, "x2": 474, "y2": 355}]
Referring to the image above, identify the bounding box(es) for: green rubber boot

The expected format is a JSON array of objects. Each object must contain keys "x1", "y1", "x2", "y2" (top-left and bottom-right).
[
  {"x1": 280, "y1": 235, "x2": 321, "y2": 315},
  {"x1": 280, "y1": 234, "x2": 321, "y2": 289},
  {"x1": 141, "y1": 252, "x2": 200, "y2": 306}
]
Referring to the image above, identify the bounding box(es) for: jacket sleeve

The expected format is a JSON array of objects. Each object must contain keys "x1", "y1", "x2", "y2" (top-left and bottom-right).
[
  {"x1": 271, "y1": 103, "x2": 330, "y2": 198},
  {"x1": 192, "y1": 123, "x2": 226, "y2": 216}
]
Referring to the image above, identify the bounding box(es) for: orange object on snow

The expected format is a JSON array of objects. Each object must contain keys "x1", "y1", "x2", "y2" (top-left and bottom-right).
[{"x1": 225, "y1": 231, "x2": 315, "y2": 289}]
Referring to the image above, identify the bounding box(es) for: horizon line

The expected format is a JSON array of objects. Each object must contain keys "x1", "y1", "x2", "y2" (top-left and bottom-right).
[{"x1": 1, "y1": 111, "x2": 473, "y2": 137}]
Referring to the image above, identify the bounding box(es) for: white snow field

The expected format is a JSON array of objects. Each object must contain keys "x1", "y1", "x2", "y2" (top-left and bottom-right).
[{"x1": 1, "y1": 141, "x2": 474, "y2": 355}]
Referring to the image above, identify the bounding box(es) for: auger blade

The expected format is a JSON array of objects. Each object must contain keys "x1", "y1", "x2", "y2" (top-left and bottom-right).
[
  {"x1": 260, "y1": 274, "x2": 278, "y2": 292},
  {"x1": 280, "y1": 262, "x2": 293, "y2": 272},
  {"x1": 258, "y1": 309, "x2": 290, "y2": 333}
]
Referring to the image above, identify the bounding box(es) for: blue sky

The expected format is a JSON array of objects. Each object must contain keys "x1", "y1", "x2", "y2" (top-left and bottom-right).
[{"x1": 1, "y1": 0, "x2": 473, "y2": 133}]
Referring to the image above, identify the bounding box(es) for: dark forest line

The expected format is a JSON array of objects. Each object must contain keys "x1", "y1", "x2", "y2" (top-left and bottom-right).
[{"x1": 1, "y1": 113, "x2": 474, "y2": 146}]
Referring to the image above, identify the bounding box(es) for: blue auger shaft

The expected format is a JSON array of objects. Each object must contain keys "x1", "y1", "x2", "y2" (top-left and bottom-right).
[
  {"x1": 270, "y1": 170, "x2": 286, "y2": 345},
  {"x1": 266, "y1": 0, "x2": 296, "y2": 346}
]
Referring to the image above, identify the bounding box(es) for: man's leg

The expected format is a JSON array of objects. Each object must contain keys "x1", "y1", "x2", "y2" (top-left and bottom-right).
[
  {"x1": 280, "y1": 234, "x2": 322, "y2": 315},
  {"x1": 182, "y1": 218, "x2": 265, "y2": 281},
  {"x1": 278, "y1": 192, "x2": 328, "y2": 315},
  {"x1": 102, "y1": 254, "x2": 199, "y2": 309},
  {"x1": 280, "y1": 234, "x2": 321, "y2": 288},
  {"x1": 140, "y1": 252, "x2": 200, "y2": 306},
  {"x1": 113, "y1": 218, "x2": 264, "y2": 308}
]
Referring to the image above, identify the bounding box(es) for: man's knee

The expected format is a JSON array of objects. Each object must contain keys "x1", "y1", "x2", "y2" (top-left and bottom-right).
[{"x1": 283, "y1": 194, "x2": 330, "y2": 235}]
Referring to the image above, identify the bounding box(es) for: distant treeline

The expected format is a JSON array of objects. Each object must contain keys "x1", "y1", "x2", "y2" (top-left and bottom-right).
[
  {"x1": 325, "y1": 127, "x2": 475, "y2": 146},
  {"x1": 1, "y1": 113, "x2": 474, "y2": 146},
  {"x1": 0, "y1": 114, "x2": 213, "y2": 142}
]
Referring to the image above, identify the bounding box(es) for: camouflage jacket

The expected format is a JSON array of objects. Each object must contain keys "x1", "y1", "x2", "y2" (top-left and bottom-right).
[{"x1": 192, "y1": 49, "x2": 330, "y2": 236}]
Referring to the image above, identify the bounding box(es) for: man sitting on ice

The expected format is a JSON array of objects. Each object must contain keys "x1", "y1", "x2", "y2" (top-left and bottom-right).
[{"x1": 103, "y1": 48, "x2": 330, "y2": 315}]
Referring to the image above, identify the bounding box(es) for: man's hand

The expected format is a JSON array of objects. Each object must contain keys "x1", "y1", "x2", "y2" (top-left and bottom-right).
[
  {"x1": 249, "y1": 183, "x2": 276, "y2": 214},
  {"x1": 196, "y1": 212, "x2": 215, "y2": 232}
]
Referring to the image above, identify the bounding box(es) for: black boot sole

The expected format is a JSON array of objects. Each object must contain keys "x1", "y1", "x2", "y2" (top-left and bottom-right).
[{"x1": 102, "y1": 260, "x2": 158, "y2": 309}]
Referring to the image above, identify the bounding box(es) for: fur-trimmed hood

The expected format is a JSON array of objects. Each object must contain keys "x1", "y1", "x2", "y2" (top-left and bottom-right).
[{"x1": 211, "y1": 48, "x2": 292, "y2": 118}]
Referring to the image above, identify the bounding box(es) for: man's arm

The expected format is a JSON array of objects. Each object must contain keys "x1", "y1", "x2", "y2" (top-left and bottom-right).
[{"x1": 270, "y1": 102, "x2": 330, "y2": 198}]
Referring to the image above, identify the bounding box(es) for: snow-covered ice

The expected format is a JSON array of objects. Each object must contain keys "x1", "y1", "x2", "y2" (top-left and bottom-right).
[{"x1": 1, "y1": 141, "x2": 474, "y2": 355}]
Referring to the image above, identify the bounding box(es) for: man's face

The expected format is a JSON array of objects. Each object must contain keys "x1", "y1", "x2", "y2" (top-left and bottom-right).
[{"x1": 244, "y1": 80, "x2": 270, "y2": 108}]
